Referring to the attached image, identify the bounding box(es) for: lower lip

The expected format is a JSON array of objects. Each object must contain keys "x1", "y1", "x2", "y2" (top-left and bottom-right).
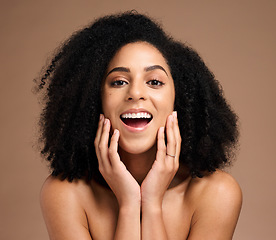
[{"x1": 120, "y1": 119, "x2": 152, "y2": 133}]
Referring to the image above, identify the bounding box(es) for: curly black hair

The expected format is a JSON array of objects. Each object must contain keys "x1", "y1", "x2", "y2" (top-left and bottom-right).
[{"x1": 36, "y1": 11, "x2": 239, "y2": 183}]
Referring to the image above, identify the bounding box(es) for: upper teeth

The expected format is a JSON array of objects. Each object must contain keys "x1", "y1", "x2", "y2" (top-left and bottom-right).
[{"x1": 121, "y1": 112, "x2": 152, "y2": 119}]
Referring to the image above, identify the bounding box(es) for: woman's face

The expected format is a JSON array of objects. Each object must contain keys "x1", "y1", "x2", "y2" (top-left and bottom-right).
[{"x1": 101, "y1": 42, "x2": 175, "y2": 154}]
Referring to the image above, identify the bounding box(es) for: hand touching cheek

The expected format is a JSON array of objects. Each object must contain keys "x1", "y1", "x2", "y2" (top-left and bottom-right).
[
  {"x1": 94, "y1": 115, "x2": 141, "y2": 208},
  {"x1": 141, "y1": 111, "x2": 181, "y2": 208}
]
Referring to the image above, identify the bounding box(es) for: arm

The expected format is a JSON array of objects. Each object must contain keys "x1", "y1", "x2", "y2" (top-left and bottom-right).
[
  {"x1": 141, "y1": 112, "x2": 181, "y2": 239},
  {"x1": 40, "y1": 176, "x2": 92, "y2": 240},
  {"x1": 188, "y1": 172, "x2": 242, "y2": 240},
  {"x1": 94, "y1": 115, "x2": 141, "y2": 240}
]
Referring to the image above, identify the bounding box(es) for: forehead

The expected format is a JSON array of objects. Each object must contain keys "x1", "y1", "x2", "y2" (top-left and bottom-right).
[{"x1": 107, "y1": 42, "x2": 170, "y2": 72}]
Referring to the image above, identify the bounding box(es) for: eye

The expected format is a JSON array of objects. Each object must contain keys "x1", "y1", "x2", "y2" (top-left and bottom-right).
[
  {"x1": 147, "y1": 79, "x2": 165, "y2": 87},
  {"x1": 111, "y1": 80, "x2": 128, "y2": 87}
]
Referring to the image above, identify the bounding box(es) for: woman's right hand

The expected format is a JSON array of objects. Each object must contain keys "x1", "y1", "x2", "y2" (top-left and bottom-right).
[{"x1": 94, "y1": 114, "x2": 141, "y2": 208}]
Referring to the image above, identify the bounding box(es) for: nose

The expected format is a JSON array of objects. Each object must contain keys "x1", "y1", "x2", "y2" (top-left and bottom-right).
[{"x1": 126, "y1": 81, "x2": 146, "y2": 101}]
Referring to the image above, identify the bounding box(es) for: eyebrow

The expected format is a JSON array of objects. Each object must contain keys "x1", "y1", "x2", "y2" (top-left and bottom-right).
[
  {"x1": 105, "y1": 65, "x2": 168, "y2": 77},
  {"x1": 145, "y1": 65, "x2": 168, "y2": 76},
  {"x1": 106, "y1": 67, "x2": 130, "y2": 77}
]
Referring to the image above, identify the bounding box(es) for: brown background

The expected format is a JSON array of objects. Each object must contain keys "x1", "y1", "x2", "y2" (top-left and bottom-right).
[{"x1": 0, "y1": 0, "x2": 275, "y2": 239}]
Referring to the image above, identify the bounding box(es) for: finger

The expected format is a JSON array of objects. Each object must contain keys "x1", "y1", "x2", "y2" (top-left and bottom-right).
[
  {"x1": 172, "y1": 111, "x2": 181, "y2": 165},
  {"x1": 108, "y1": 129, "x2": 121, "y2": 167},
  {"x1": 94, "y1": 114, "x2": 105, "y2": 166},
  {"x1": 94, "y1": 114, "x2": 104, "y2": 147},
  {"x1": 165, "y1": 114, "x2": 176, "y2": 159},
  {"x1": 98, "y1": 118, "x2": 111, "y2": 169},
  {"x1": 156, "y1": 127, "x2": 166, "y2": 162}
]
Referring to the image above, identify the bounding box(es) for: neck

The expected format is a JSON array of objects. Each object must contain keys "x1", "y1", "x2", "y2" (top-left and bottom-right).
[{"x1": 118, "y1": 145, "x2": 156, "y2": 185}]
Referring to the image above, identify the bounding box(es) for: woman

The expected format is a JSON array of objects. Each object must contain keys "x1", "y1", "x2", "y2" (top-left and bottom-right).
[{"x1": 37, "y1": 11, "x2": 242, "y2": 239}]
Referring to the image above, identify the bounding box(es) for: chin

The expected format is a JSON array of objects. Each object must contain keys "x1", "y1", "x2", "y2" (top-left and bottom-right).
[{"x1": 118, "y1": 138, "x2": 156, "y2": 155}]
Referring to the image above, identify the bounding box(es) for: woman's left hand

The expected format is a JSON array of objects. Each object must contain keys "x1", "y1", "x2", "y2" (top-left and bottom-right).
[{"x1": 141, "y1": 111, "x2": 181, "y2": 208}]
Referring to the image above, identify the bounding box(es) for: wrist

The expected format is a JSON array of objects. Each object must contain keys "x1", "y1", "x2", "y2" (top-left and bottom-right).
[
  {"x1": 141, "y1": 195, "x2": 163, "y2": 208},
  {"x1": 119, "y1": 200, "x2": 141, "y2": 212},
  {"x1": 119, "y1": 202, "x2": 141, "y2": 219},
  {"x1": 116, "y1": 190, "x2": 141, "y2": 209},
  {"x1": 141, "y1": 200, "x2": 163, "y2": 213}
]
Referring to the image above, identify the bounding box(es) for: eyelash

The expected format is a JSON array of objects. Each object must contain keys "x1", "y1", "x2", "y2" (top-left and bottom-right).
[
  {"x1": 110, "y1": 79, "x2": 165, "y2": 87},
  {"x1": 147, "y1": 79, "x2": 164, "y2": 86},
  {"x1": 110, "y1": 80, "x2": 127, "y2": 86}
]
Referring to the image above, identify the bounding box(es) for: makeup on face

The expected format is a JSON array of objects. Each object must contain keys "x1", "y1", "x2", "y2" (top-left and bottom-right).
[{"x1": 101, "y1": 42, "x2": 175, "y2": 154}]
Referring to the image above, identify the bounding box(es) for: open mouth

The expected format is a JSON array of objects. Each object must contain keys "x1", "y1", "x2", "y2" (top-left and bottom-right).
[{"x1": 120, "y1": 112, "x2": 153, "y2": 128}]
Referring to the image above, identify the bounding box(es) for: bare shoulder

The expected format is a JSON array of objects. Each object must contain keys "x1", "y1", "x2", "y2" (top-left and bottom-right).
[
  {"x1": 187, "y1": 170, "x2": 242, "y2": 239},
  {"x1": 188, "y1": 170, "x2": 242, "y2": 202},
  {"x1": 203, "y1": 170, "x2": 241, "y2": 196},
  {"x1": 40, "y1": 175, "x2": 93, "y2": 239},
  {"x1": 40, "y1": 175, "x2": 90, "y2": 210},
  {"x1": 41, "y1": 175, "x2": 90, "y2": 199}
]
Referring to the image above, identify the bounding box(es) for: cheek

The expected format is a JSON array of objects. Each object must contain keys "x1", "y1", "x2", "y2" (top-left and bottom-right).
[
  {"x1": 159, "y1": 92, "x2": 175, "y2": 125},
  {"x1": 101, "y1": 93, "x2": 121, "y2": 129},
  {"x1": 102, "y1": 89, "x2": 114, "y2": 107},
  {"x1": 156, "y1": 90, "x2": 175, "y2": 110},
  {"x1": 101, "y1": 92, "x2": 113, "y2": 115}
]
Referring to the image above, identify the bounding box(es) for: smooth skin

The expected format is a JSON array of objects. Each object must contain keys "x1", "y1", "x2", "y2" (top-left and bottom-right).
[
  {"x1": 94, "y1": 111, "x2": 180, "y2": 240},
  {"x1": 40, "y1": 42, "x2": 242, "y2": 240}
]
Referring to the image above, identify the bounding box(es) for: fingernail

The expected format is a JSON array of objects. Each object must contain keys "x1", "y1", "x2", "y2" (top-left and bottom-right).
[
  {"x1": 172, "y1": 111, "x2": 177, "y2": 118},
  {"x1": 159, "y1": 127, "x2": 165, "y2": 134},
  {"x1": 104, "y1": 118, "x2": 109, "y2": 125},
  {"x1": 170, "y1": 115, "x2": 174, "y2": 122},
  {"x1": 114, "y1": 129, "x2": 119, "y2": 135},
  {"x1": 100, "y1": 114, "x2": 103, "y2": 120}
]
